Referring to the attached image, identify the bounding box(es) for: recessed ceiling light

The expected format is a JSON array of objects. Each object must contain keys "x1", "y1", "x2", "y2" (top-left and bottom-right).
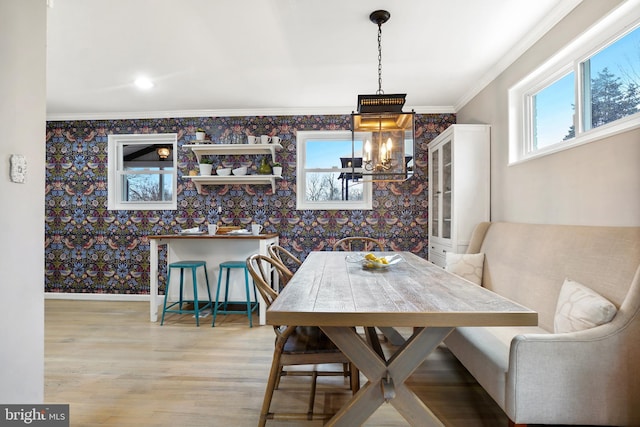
[{"x1": 134, "y1": 77, "x2": 154, "y2": 90}]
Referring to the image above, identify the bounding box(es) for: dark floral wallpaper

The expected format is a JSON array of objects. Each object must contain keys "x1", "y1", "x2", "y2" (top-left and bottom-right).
[{"x1": 45, "y1": 113, "x2": 455, "y2": 294}]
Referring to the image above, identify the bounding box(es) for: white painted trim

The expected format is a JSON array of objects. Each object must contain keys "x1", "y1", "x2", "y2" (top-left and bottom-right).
[
  {"x1": 296, "y1": 130, "x2": 373, "y2": 211},
  {"x1": 46, "y1": 105, "x2": 454, "y2": 121},
  {"x1": 509, "y1": 0, "x2": 640, "y2": 165},
  {"x1": 45, "y1": 292, "x2": 150, "y2": 302},
  {"x1": 47, "y1": 107, "x2": 349, "y2": 121},
  {"x1": 107, "y1": 133, "x2": 178, "y2": 211},
  {"x1": 509, "y1": 113, "x2": 640, "y2": 166},
  {"x1": 455, "y1": 0, "x2": 583, "y2": 111},
  {"x1": 409, "y1": 106, "x2": 456, "y2": 115}
]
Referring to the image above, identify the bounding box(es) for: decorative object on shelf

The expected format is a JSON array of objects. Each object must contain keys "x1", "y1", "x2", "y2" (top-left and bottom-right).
[
  {"x1": 195, "y1": 128, "x2": 206, "y2": 141},
  {"x1": 199, "y1": 157, "x2": 213, "y2": 175},
  {"x1": 156, "y1": 146, "x2": 171, "y2": 160},
  {"x1": 232, "y1": 166, "x2": 248, "y2": 176},
  {"x1": 247, "y1": 135, "x2": 260, "y2": 144},
  {"x1": 231, "y1": 133, "x2": 244, "y2": 144},
  {"x1": 271, "y1": 162, "x2": 282, "y2": 177},
  {"x1": 257, "y1": 156, "x2": 272, "y2": 175},
  {"x1": 216, "y1": 167, "x2": 231, "y2": 176},
  {"x1": 351, "y1": 9, "x2": 415, "y2": 182}
]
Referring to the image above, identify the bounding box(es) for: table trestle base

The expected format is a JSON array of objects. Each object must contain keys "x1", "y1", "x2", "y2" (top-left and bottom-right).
[{"x1": 321, "y1": 326, "x2": 454, "y2": 427}]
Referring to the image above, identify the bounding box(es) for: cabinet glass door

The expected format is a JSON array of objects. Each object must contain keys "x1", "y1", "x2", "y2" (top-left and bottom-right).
[
  {"x1": 431, "y1": 148, "x2": 440, "y2": 238},
  {"x1": 442, "y1": 140, "x2": 452, "y2": 239}
]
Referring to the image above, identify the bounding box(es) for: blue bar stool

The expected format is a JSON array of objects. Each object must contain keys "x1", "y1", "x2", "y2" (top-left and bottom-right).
[
  {"x1": 212, "y1": 260, "x2": 259, "y2": 327},
  {"x1": 161, "y1": 260, "x2": 212, "y2": 327}
]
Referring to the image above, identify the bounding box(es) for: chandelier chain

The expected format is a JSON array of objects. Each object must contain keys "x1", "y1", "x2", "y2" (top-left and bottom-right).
[{"x1": 377, "y1": 23, "x2": 383, "y2": 95}]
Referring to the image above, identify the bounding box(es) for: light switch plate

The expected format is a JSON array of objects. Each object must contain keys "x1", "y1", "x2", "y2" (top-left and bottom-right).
[{"x1": 10, "y1": 154, "x2": 27, "y2": 183}]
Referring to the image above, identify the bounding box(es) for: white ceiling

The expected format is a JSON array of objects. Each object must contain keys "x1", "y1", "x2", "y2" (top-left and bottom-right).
[{"x1": 45, "y1": 0, "x2": 581, "y2": 119}]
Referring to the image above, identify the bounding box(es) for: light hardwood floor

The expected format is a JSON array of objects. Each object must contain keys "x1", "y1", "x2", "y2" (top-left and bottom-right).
[{"x1": 45, "y1": 300, "x2": 509, "y2": 426}]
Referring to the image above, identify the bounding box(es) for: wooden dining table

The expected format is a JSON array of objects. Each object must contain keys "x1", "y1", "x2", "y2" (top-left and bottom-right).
[{"x1": 267, "y1": 251, "x2": 538, "y2": 426}]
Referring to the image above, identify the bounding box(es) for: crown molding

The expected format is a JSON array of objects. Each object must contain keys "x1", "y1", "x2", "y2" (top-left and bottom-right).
[
  {"x1": 454, "y1": 0, "x2": 583, "y2": 111},
  {"x1": 46, "y1": 105, "x2": 455, "y2": 121}
]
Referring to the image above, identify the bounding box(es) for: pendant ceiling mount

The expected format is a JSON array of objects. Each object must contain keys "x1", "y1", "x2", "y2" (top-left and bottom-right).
[{"x1": 369, "y1": 10, "x2": 390, "y2": 26}]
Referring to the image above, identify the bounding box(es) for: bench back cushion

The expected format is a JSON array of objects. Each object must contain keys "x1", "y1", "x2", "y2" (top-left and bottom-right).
[{"x1": 473, "y1": 222, "x2": 640, "y2": 331}]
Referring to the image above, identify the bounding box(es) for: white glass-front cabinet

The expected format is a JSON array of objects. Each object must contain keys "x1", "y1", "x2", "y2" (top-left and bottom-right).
[{"x1": 428, "y1": 125, "x2": 490, "y2": 267}]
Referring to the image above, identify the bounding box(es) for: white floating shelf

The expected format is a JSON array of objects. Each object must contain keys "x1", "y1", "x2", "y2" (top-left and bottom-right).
[
  {"x1": 183, "y1": 175, "x2": 282, "y2": 193},
  {"x1": 183, "y1": 143, "x2": 282, "y2": 163}
]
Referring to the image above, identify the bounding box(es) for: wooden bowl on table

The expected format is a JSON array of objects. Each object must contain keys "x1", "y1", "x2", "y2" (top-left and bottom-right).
[{"x1": 217, "y1": 226, "x2": 241, "y2": 234}]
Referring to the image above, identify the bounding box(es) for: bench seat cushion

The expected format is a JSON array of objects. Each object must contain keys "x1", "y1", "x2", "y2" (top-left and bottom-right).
[{"x1": 445, "y1": 325, "x2": 548, "y2": 406}]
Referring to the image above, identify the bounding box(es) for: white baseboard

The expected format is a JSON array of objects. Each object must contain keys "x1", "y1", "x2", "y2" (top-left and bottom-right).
[{"x1": 45, "y1": 292, "x2": 149, "y2": 302}]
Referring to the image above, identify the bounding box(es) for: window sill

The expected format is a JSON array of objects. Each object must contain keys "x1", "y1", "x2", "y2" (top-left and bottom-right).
[{"x1": 510, "y1": 113, "x2": 640, "y2": 166}]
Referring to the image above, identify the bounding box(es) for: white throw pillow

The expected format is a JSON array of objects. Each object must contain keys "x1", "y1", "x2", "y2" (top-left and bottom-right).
[
  {"x1": 445, "y1": 252, "x2": 485, "y2": 286},
  {"x1": 554, "y1": 278, "x2": 617, "y2": 333}
]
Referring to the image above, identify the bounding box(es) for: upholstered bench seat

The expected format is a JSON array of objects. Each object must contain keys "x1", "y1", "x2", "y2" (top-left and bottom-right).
[{"x1": 442, "y1": 222, "x2": 640, "y2": 426}]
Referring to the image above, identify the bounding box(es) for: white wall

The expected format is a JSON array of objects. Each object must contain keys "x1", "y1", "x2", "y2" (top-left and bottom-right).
[
  {"x1": 0, "y1": 0, "x2": 46, "y2": 403},
  {"x1": 457, "y1": 0, "x2": 640, "y2": 226}
]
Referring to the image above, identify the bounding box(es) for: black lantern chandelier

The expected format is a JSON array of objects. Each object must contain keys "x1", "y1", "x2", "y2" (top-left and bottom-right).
[{"x1": 352, "y1": 10, "x2": 414, "y2": 182}]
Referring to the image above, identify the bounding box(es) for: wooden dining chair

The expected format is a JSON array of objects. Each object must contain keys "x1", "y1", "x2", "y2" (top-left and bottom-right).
[
  {"x1": 246, "y1": 254, "x2": 359, "y2": 426},
  {"x1": 267, "y1": 244, "x2": 302, "y2": 285},
  {"x1": 332, "y1": 236, "x2": 385, "y2": 252}
]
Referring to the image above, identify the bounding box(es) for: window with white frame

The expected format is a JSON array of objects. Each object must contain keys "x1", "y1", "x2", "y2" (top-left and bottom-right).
[
  {"x1": 509, "y1": 3, "x2": 640, "y2": 164},
  {"x1": 107, "y1": 133, "x2": 178, "y2": 210},
  {"x1": 296, "y1": 130, "x2": 372, "y2": 210}
]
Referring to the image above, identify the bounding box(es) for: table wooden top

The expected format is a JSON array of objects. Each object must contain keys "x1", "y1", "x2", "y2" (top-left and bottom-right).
[
  {"x1": 149, "y1": 233, "x2": 278, "y2": 240},
  {"x1": 267, "y1": 251, "x2": 538, "y2": 328}
]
